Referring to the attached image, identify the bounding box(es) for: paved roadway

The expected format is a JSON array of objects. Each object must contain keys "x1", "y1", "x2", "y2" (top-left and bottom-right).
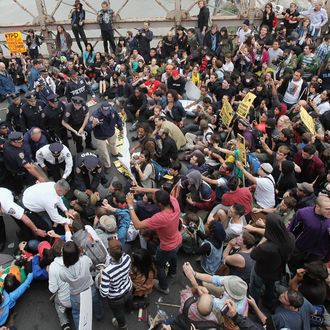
[{"x1": 0, "y1": 101, "x2": 193, "y2": 330}]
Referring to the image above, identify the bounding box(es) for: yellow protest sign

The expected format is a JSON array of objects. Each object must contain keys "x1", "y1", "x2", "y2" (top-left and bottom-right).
[
  {"x1": 237, "y1": 133, "x2": 246, "y2": 165},
  {"x1": 220, "y1": 99, "x2": 234, "y2": 127},
  {"x1": 237, "y1": 92, "x2": 256, "y2": 118},
  {"x1": 300, "y1": 107, "x2": 315, "y2": 134},
  {"x1": 4, "y1": 32, "x2": 27, "y2": 53}
]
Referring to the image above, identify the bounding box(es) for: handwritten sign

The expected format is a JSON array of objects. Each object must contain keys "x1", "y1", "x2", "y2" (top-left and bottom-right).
[
  {"x1": 237, "y1": 133, "x2": 246, "y2": 165},
  {"x1": 4, "y1": 32, "x2": 26, "y2": 53},
  {"x1": 79, "y1": 288, "x2": 92, "y2": 330},
  {"x1": 237, "y1": 92, "x2": 256, "y2": 118},
  {"x1": 300, "y1": 106, "x2": 315, "y2": 134},
  {"x1": 220, "y1": 99, "x2": 234, "y2": 127}
]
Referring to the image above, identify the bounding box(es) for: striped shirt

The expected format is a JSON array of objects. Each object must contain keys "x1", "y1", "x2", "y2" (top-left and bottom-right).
[{"x1": 99, "y1": 253, "x2": 132, "y2": 299}]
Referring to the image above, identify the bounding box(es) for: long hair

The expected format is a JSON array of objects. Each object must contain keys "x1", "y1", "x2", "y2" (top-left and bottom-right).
[{"x1": 131, "y1": 249, "x2": 155, "y2": 283}]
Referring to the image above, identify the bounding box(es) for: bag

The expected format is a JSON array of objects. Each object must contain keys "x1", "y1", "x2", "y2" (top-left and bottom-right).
[
  {"x1": 151, "y1": 160, "x2": 168, "y2": 183},
  {"x1": 310, "y1": 305, "x2": 325, "y2": 327},
  {"x1": 73, "y1": 230, "x2": 108, "y2": 266}
]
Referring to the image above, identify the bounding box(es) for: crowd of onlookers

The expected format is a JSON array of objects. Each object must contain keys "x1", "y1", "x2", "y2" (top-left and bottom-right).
[{"x1": 0, "y1": 0, "x2": 330, "y2": 329}]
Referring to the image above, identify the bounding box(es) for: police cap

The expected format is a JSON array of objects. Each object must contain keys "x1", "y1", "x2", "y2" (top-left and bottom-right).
[
  {"x1": 49, "y1": 142, "x2": 64, "y2": 156},
  {"x1": 72, "y1": 96, "x2": 84, "y2": 105},
  {"x1": 47, "y1": 93, "x2": 59, "y2": 102},
  {"x1": 0, "y1": 121, "x2": 8, "y2": 129},
  {"x1": 9, "y1": 92, "x2": 20, "y2": 100},
  {"x1": 82, "y1": 155, "x2": 99, "y2": 171},
  {"x1": 25, "y1": 91, "x2": 36, "y2": 99},
  {"x1": 8, "y1": 131, "x2": 23, "y2": 141}
]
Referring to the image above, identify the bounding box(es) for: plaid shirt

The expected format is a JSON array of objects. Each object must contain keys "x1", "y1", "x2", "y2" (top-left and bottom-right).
[{"x1": 315, "y1": 42, "x2": 330, "y2": 63}]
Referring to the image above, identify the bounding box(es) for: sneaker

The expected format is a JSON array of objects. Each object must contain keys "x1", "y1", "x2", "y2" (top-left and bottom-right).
[
  {"x1": 112, "y1": 317, "x2": 128, "y2": 329},
  {"x1": 61, "y1": 324, "x2": 71, "y2": 330},
  {"x1": 153, "y1": 279, "x2": 169, "y2": 295}
]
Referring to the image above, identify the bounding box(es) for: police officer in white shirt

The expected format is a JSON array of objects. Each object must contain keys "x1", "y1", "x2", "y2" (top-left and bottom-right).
[
  {"x1": 36, "y1": 142, "x2": 73, "y2": 181},
  {"x1": 0, "y1": 187, "x2": 47, "y2": 250},
  {"x1": 22, "y1": 180, "x2": 73, "y2": 230}
]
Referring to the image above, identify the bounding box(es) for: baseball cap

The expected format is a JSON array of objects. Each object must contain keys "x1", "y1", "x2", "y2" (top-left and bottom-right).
[
  {"x1": 223, "y1": 275, "x2": 248, "y2": 301},
  {"x1": 100, "y1": 215, "x2": 117, "y2": 233},
  {"x1": 260, "y1": 163, "x2": 273, "y2": 174}
]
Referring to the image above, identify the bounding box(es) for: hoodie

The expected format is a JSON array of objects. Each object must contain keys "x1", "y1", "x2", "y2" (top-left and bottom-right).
[
  {"x1": 48, "y1": 257, "x2": 71, "y2": 307},
  {"x1": 59, "y1": 255, "x2": 93, "y2": 295}
]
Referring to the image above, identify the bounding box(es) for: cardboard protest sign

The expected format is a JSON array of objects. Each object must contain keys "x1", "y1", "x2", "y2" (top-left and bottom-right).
[
  {"x1": 300, "y1": 107, "x2": 315, "y2": 134},
  {"x1": 237, "y1": 92, "x2": 256, "y2": 118},
  {"x1": 4, "y1": 32, "x2": 27, "y2": 53},
  {"x1": 220, "y1": 99, "x2": 234, "y2": 127},
  {"x1": 237, "y1": 133, "x2": 246, "y2": 165}
]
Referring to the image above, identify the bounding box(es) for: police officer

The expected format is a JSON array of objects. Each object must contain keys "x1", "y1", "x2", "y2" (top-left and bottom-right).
[
  {"x1": 62, "y1": 95, "x2": 94, "y2": 152},
  {"x1": 90, "y1": 101, "x2": 123, "y2": 173},
  {"x1": 3, "y1": 132, "x2": 46, "y2": 193},
  {"x1": 34, "y1": 77, "x2": 53, "y2": 104},
  {"x1": 74, "y1": 151, "x2": 106, "y2": 193},
  {"x1": 36, "y1": 142, "x2": 73, "y2": 182},
  {"x1": 20, "y1": 91, "x2": 46, "y2": 131},
  {"x1": 0, "y1": 121, "x2": 11, "y2": 187},
  {"x1": 64, "y1": 68, "x2": 95, "y2": 102},
  {"x1": 6, "y1": 92, "x2": 24, "y2": 131},
  {"x1": 43, "y1": 93, "x2": 68, "y2": 145},
  {"x1": 0, "y1": 187, "x2": 47, "y2": 250}
]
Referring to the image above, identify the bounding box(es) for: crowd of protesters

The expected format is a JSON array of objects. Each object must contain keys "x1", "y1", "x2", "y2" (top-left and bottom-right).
[{"x1": 0, "y1": 0, "x2": 330, "y2": 329}]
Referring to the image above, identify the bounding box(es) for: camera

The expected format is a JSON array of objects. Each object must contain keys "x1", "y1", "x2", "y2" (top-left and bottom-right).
[
  {"x1": 272, "y1": 56, "x2": 285, "y2": 65},
  {"x1": 187, "y1": 222, "x2": 197, "y2": 233},
  {"x1": 220, "y1": 304, "x2": 229, "y2": 315}
]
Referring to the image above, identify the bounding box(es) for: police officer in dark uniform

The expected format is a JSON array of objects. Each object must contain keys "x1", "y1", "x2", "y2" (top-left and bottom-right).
[
  {"x1": 6, "y1": 92, "x2": 24, "y2": 131},
  {"x1": 20, "y1": 91, "x2": 46, "y2": 131},
  {"x1": 64, "y1": 68, "x2": 95, "y2": 102},
  {"x1": 43, "y1": 93, "x2": 68, "y2": 145},
  {"x1": 74, "y1": 151, "x2": 106, "y2": 193},
  {"x1": 35, "y1": 77, "x2": 53, "y2": 104},
  {"x1": 3, "y1": 132, "x2": 46, "y2": 193},
  {"x1": 62, "y1": 95, "x2": 95, "y2": 152},
  {"x1": 0, "y1": 121, "x2": 11, "y2": 187}
]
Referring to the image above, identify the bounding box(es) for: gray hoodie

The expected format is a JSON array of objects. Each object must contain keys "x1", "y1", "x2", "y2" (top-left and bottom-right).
[{"x1": 59, "y1": 255, "x2": 94, "y2": 295}]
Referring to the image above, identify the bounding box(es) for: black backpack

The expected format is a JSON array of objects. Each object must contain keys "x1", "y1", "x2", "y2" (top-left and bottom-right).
[{"x1": 174, "y1": 296, "x2": 224, "y2": 330}]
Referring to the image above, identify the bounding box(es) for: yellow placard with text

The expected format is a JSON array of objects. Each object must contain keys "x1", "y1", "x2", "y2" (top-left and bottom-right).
[
  {"x1": 237, "y1": 92, "x2": 256, "y2": 118},
  {"x1": 220, "y1": 99, "x2": 234, "y2": 127},
  {"x1": 4, "y1": 32, "x2": 27, "y2": 53},
  {"x1": 300, "y1": 107, "x2": 315, "y2": 134},
  {"x1": 237, "y1": 133, "x2": 246, "y2": 166}
]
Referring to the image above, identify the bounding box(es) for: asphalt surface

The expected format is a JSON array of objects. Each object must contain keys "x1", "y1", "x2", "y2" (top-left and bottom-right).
[{"x1": 0, "y1": 100, "x2": 194, "y2": 330}]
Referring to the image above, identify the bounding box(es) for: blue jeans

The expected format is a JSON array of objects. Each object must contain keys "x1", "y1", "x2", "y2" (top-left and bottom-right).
[
  {"x1": 15, "y1": 84, "x2": 28, "y2": 94},
  {"x1": 70, "y1": 285, "x2": 104, "y2": 329},
  {"x1": 155, "y1": 245, "x2": 180, "y2": 290}
]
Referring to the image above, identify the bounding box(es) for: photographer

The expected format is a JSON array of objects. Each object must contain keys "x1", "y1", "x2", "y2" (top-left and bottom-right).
[
  {"x1": 136, "y1": 22, "x2": 154, "y2": 62},
  {"x1": 8, "y1": 58, "x2": 27, "y2": 94},
  {"x1": 97, "y1": 1, "x2": 116, "y2": 54}
]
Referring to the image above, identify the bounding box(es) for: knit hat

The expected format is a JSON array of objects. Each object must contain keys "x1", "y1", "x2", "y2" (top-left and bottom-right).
[
  {"x1": 74, "y1": 189, "x2": 89, "y2": 204},
  {"x1": 99, "y1": 215, "x2": 117, "y2": 233},
  {"x1": 223, "y1": 275, "x2": 248, "y2": 300},
  {"x1": 260, "y1": 163, "x2": 273, "y2": 174}
]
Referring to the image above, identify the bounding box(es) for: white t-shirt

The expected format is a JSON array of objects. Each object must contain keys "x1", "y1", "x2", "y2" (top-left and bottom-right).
[
  {"x1": 223, "y1": 62, "x2": 234, "y2": 73},
  {"x1": 237, "y1": 27, "x2": 251, "y2": 44},
  {"x1": 225, "y1": 216, "x2": 247, "y2": 240},
  {"x1": 317, "y1": 101, "x2": 330, "y2": 115},
  {"x1": 254, "y1": 175, "x2": 275, "y2": 208},
  {"x1": 0, "y1": 188, "x2": 24, "y2": 220},
  {"x1": 283, "y1": 79, "x2": 304, "y2": 105}
]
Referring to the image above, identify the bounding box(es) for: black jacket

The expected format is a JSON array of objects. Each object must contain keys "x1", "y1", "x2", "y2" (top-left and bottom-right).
[
  {"x1": 203, "y1": 31, "x2": 221, "y2": 54},
  {"x1": 197, "y1": 6, "x2": 210, "y2": 31}
]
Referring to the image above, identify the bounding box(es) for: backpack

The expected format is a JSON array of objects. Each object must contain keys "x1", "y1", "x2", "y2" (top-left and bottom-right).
[
  {"x1": 151, "y1": 160, "x2": 168, "y2": 183},
  {"x1": 247, "y1": 153, "x2": 261, "y2": 175},
  {"x1": 73, "y1": 230, "x2": 108, "y2": 266}
]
